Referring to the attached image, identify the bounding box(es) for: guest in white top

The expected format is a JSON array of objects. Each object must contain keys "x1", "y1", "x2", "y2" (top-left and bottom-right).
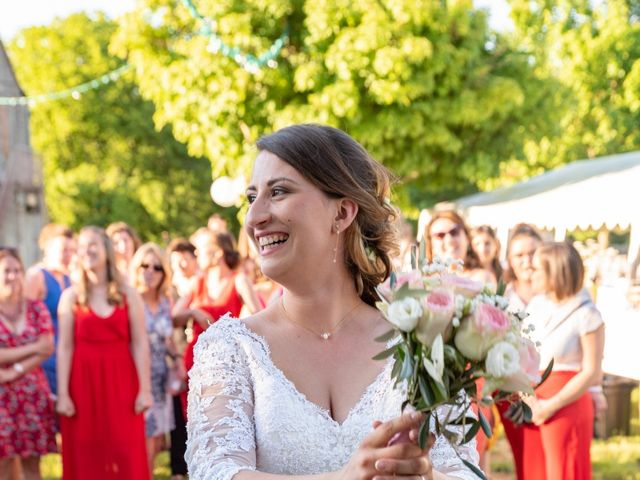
[
  {"x1": 498, "y1": 223, "x2": 543, "y2": 479},
  {"x1": 185, "y1": 124, "x2": 481, "y2": 479},
  {"x1": 521, "y1": 241, "x2": 605, "y2": 480}
]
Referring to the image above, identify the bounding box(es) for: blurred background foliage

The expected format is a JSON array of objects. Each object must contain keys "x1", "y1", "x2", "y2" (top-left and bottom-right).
[{"x1": 6, "y1": 0, "x2": 640, "y2": 236}]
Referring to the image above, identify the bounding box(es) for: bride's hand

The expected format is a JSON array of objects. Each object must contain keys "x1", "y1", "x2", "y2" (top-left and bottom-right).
[{"x1": 336, "y1": 412, "x2": 434, "y2": 480}]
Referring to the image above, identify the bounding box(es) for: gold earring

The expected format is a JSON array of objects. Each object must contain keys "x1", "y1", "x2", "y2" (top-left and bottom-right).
[{"x1": 333, "y1": 225, "x2": 340, "y2": 263}]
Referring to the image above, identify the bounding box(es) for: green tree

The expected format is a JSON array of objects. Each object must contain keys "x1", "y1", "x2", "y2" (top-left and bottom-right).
[
  {"x1": 507, "y1": 0, "x2": 640, "y2": 171},
  {"x1": 8, "y1": 13, "x2": 220, "y2": 240},
  {"x1": 112, "y1": 0, "x2": 555, "y2": 211}
]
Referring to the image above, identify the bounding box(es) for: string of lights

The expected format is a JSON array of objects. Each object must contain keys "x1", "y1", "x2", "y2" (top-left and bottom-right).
[
  {"x1": 0, "y1": 1, "x2": 288, "y2": 107},
  {"x1": 0, "y1": 64, "x2": 132, "y2": 106}
]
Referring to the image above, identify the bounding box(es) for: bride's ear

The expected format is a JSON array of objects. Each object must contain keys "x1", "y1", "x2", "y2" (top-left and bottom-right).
[{"x1": 334, "y1": 198, "x2": 358, "y2": 231}]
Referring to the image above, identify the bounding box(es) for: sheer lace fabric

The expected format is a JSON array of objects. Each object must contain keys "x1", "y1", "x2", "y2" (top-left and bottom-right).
[{"x1": 186, "y1": 317, "x2": 480, "y2": 479}]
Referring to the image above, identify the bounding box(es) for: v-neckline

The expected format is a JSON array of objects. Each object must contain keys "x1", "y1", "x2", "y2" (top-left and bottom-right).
[{"x1": 233, "y1": 319, "x2": 393, "y2": 427}]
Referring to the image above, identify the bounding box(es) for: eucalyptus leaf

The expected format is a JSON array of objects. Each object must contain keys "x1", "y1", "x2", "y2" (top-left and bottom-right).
[
  {"x1": 523, "y1": 401, "x2": 533, "y2": 423},
  {"x1": 462, "y1": 459, "x2": 488, "y2": 480},
  {"x1": 418, "y1": 374, "x2": 435, "y2": 406},
  {"x1": 390, "y1": 271, "x2": 397, "y2": 289},
  {"x1": 463, "y1": 420, "x2": 481, "y2": 444},
  {"x1": 536, "y1": 358, "x2": 555, "y2": 388},
  {"x1": 372, "y1": 346, "x2": 397, "y2": 361},
  {"x1": 478, "y1": 409, "x2": 493, "y2": 438},
  {"x1": 418, "y1": 416, "x2": 430, "y2": 449},
  {"x1": 374, "y1": 329, "x2": 398, "y2": 343}
]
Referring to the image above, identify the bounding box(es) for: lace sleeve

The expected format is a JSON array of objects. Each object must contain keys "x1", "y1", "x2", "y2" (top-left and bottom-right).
[
  {"x1": 185, "y1": 319, "x2": 257, "y2": 480},
  {"x1": 430, "y1": 402, "x2": 482, "y2": 480}
]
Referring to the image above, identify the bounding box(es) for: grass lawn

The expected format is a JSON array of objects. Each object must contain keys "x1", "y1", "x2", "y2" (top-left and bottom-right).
[{"x1": 39, "y1": 388, "x2": 640, "y2": 479}]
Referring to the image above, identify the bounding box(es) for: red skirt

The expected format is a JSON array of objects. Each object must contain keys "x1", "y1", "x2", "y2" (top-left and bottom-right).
[{"x1": 522, "y1": 371, "x2": 593, "y2": 480}]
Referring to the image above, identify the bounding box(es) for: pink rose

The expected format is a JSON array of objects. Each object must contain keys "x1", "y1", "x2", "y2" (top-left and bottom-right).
[
  {"x1": 378, "y1": 270, "x2": 423, "y2": 300},
  {"x1": 416, "y1": 288, "x2": 455, "y2": 346},
  {"x1": 489, "y1": 337, "x2": 541, "y2": 394},
  {"x1": 454, "y1": 303, "x2": 510, "y2": 361},
  {"x1": 441, "y1": 273, "x2": 483, "y2": 298}
]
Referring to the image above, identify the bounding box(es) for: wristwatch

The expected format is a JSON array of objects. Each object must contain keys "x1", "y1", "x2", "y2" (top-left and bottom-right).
[{"x1": 13, "y1": 362, "x2": 24, "y2": 374}]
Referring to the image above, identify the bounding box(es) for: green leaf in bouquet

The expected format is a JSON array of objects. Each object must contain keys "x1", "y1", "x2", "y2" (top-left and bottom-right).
[
  {"x1": 477, "y1": 409, "x2": 493, "y2": 438},
  {"x1": 372, "y1": 345, "x2": 397, "y2": 361},
  {"x1": 462, "y1": 419, "x2": 481, "y2": 444},
  {"x1": 390, "y1": 271, "x2": 397, "y2": 289},
  {"x1": 374, "y1": 328, "x2": 397, "y2": 343},
  {"x1": 418, "y1": 374, "x2": 435, "y2": 406},
  {"x1": 399, "y1": 351, "x2": 414, "y2": 380},
  {"x1": 411, "y1": 243, "x2": 419, "y2": 271},
  {"x1": 443, "y1": 345, "x2": 465, "y2": 372},
  {"x1": 450, "y1": 414, "x2": 477, "y2": 426},
  {"x1": 418, "y1": 414, "x2": 431, "y2": 449},
  {"x1": 462, "y1": 459, "x2": 488, "y2": 480},
  {"x1": 419, "y1": 238, "x2": 426, "y2": 265},
  {"x1": 522, "y1": 401, "x2": 533, "y2": 423},
  {"x1": 536, "y1": 358, "x2": 554, "y2": 388},
  {"x1": 504, "y1": 401, "x2": 529, "y2": 424},
  {"x1": 496, "y1": 279, "x2": 507, "y2": 296},
  {"x1": 431, "y1": 377, "x2": 449, "y2": 403}
]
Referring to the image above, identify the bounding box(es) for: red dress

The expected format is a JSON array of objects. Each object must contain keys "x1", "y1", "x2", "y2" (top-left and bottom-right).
[
  {"x1": 60, "y1": 302, "x2": 149, "y2": 480},
  {"x1": 0, "y1": 300, "x2": 56, "y2": 458},
  {"x1": 182, "y1": 275, "x2": 243, "y2": 417}
]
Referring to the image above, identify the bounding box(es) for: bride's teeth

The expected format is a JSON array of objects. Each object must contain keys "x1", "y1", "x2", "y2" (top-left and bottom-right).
[{"x1": 259, "y1": 234, "x2": 288, "y2": 248}]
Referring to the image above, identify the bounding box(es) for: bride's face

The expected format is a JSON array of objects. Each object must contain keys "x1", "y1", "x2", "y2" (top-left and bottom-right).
[{"x1": 245, "y1": 151, "x2": 337, "y2": 285}]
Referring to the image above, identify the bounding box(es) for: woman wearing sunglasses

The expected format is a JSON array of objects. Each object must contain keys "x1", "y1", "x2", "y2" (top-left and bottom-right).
[
  {"x1": 130, "y1": 243, "x2": 182, "y2": 476},
  {"x1": 423, "y1": 210, "x2": 496, "y2": 472}
]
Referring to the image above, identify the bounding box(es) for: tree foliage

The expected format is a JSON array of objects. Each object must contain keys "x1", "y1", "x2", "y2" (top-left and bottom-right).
[
  {"x1": 112, "y1": 0, "x2": 554, "y2": 211},
  {"x1": 8, "y1": 13, "x2": 218, "y2": 240},
  {"x1": 507, "y1": 0, "x2": 640, "y2": 172}
]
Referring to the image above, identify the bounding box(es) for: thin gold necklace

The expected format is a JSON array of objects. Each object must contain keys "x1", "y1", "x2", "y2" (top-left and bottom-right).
[{"x1": 279, "y1": 298, "x2": 361, "y2": 340}]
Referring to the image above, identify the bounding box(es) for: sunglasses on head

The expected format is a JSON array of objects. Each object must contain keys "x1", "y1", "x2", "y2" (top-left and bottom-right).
[
  {"x1": 430, "y1": 225, "x2": 463, "y2": 241},
  {"x1": 140, "y1": 263, "x2": 164, "y2": 273}
]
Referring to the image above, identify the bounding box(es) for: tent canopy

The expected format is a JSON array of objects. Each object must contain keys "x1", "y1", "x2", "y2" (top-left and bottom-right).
[{"x1": 440, "y1": 150, "x2": 640, "y2": 233}]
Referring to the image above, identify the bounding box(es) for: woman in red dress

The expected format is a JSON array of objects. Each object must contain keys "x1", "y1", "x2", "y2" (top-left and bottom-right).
[
  {"x1": 173, "y1": 230, "x2": 261, "y2": 416},
  {"x1": 0, "y1": 247, "x2": 56, "y2": 479},
  {"x1": 523, "y1": 242, "x2": 605, "y2": 480},
  {"x1": 56, "y1": 226, "x2": 152, "y2": 480}
]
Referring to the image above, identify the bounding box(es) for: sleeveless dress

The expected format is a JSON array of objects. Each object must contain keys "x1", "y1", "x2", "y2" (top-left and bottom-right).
[
  {"x1": 144, "y1": 297, "x2": 175, "y2": 437},
  {"x1": 181, "y1": 275, "x2": 243, "y2": 419},
  {"x1": 0, "y1": 300, "x2": 56, "y2": 458},
  {"x1": 186, "y1": 317, "x2": 480, "y2": 479},
  {"x1": 40, "y1": 268, "x2": 71, "y2": 396},
  {"x1": 59, "y1": 302, "x2": 149, "y2": 480}
]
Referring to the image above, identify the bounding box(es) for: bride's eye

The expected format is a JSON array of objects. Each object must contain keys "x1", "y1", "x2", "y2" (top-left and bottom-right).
[
  {"x1": 272, "y1": 187, "x2": 287, "y2": 197},
  {"x1": 246, "y1": 193, "x2": 257, "y2": 204}
]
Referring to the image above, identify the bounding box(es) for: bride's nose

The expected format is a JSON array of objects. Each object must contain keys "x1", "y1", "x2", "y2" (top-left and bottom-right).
[{"x1": 246, "y1": 195, "x2": 272, "y2": 229}]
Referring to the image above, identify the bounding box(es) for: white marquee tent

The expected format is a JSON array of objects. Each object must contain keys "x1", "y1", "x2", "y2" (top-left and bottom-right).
[{"x1": 421, "y1": 150, "x2": 640, "y2": 264}]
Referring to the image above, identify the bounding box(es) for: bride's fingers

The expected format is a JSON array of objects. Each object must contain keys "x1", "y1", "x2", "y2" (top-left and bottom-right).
[
  {"x1": 372, "y1": 420, "x2": 383, "y2": 429},
  {"x1": 374, "y1": 455, "x2": 431, "y2": 476},
  {"x1": 364, "y1": 412, "x2": 424, "y2": 447}
]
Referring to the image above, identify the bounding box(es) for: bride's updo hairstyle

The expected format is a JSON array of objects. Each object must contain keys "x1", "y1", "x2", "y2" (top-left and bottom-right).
[{"x1": 256, "y1": 124, "x2": 399, "y2": 306}]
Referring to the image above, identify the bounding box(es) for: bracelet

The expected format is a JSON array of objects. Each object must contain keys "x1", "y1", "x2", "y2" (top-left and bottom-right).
[{"x1": 13, "y1": 362, "x2": 24, "y2": 374}]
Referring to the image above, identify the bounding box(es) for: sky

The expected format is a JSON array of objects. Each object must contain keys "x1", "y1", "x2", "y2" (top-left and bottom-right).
[{"x1": 0, "y1": 0, "x2": 512, "y2": 42}]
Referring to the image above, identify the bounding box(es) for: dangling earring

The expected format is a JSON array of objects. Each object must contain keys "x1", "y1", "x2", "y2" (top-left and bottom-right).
[{"x1": 333, "y1": 224, "x2": 340, "y2": 263}]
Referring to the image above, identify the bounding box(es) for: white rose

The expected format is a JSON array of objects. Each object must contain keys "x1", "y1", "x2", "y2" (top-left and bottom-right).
[
  {"x1": 387, "y1": 297, "x2": 422, "y2": 332},
  {"x1": 485, "y1": 342, "x2": 520, "y2": 378}
]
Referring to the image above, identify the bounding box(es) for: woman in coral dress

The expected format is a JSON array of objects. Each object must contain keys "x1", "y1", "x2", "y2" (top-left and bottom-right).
[{"x1": 56, "y1": 226, "x2": 152, "y2": 480}]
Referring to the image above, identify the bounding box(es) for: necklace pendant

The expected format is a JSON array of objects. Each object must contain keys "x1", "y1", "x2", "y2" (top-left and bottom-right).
[{"x1": 320, "y1": 332, "x2": 331, "y2": 340}]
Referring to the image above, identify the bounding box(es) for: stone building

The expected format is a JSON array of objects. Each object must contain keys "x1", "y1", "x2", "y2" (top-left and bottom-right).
[{"x1": 0, "y1": 40, "x2": 46, "y2": 266}]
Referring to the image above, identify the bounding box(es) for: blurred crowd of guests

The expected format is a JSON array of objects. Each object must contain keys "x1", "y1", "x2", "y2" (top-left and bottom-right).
[{"x1": 1, "y1": 210, "x2": 608, "y2": 480}]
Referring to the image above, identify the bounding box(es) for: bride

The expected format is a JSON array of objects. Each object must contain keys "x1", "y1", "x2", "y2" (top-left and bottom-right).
[{"x1": 186, "y1": 124, "x2": 480, "y2": 480}]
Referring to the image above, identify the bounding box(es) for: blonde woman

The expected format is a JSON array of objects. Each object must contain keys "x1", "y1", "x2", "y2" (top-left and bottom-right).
[
  {"x1": 130, "y1": 243, "x2": 182, "y2": 474},
  {"x1": 57, "y1": 227, "x2": 151, "y2": 480}
]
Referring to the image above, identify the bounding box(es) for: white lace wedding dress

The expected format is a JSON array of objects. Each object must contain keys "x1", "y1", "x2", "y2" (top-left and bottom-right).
[{"x1": 186, "y1": 317, "x2": 480, "y2": 479}]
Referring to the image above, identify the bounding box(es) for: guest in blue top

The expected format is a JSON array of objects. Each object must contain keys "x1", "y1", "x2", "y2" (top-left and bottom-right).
[{"x1": 25, "y1": 223, "x2": 74, "y2": 396}]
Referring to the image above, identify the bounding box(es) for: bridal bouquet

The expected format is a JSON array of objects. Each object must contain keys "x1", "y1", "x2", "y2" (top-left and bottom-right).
[{"x1": 375, "y1": 257, "x2": 551, "y2": 479}]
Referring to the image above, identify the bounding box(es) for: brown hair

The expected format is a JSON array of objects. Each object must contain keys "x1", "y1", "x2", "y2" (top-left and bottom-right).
[
  {"x1": 129, "y1": 242, "x2": 172, "y2": 299},
  {"x1": 423, "y1": 210, "x2": 481, "y2": 270},
  {"x1": 504, "y1": 223, "x2": 543, "y2": 283},
  {"x1": 256, "y1": 124, "x2": 398, "y2": 306},
  {"x1": 190, "y1": 228, "x2": 241, "y2": 270},
  {"x1": 76, "y1": 226, "x2": 126, "y2": 306},
  {"x1": 167, "y1": 238, "x2": 196, "y2": 257},
  {"x1": 38, "y1": 223, "x2": 73, "y2": 251},
  {"x1": 471, "y1": 225, "x2": 503, "y2": 281},
  {"x1": 106, "y1": 222, "x2": 141, "y2": 251},
  {"x1": 535, "y1": 242, "x2": 584, "y2": 301}
]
